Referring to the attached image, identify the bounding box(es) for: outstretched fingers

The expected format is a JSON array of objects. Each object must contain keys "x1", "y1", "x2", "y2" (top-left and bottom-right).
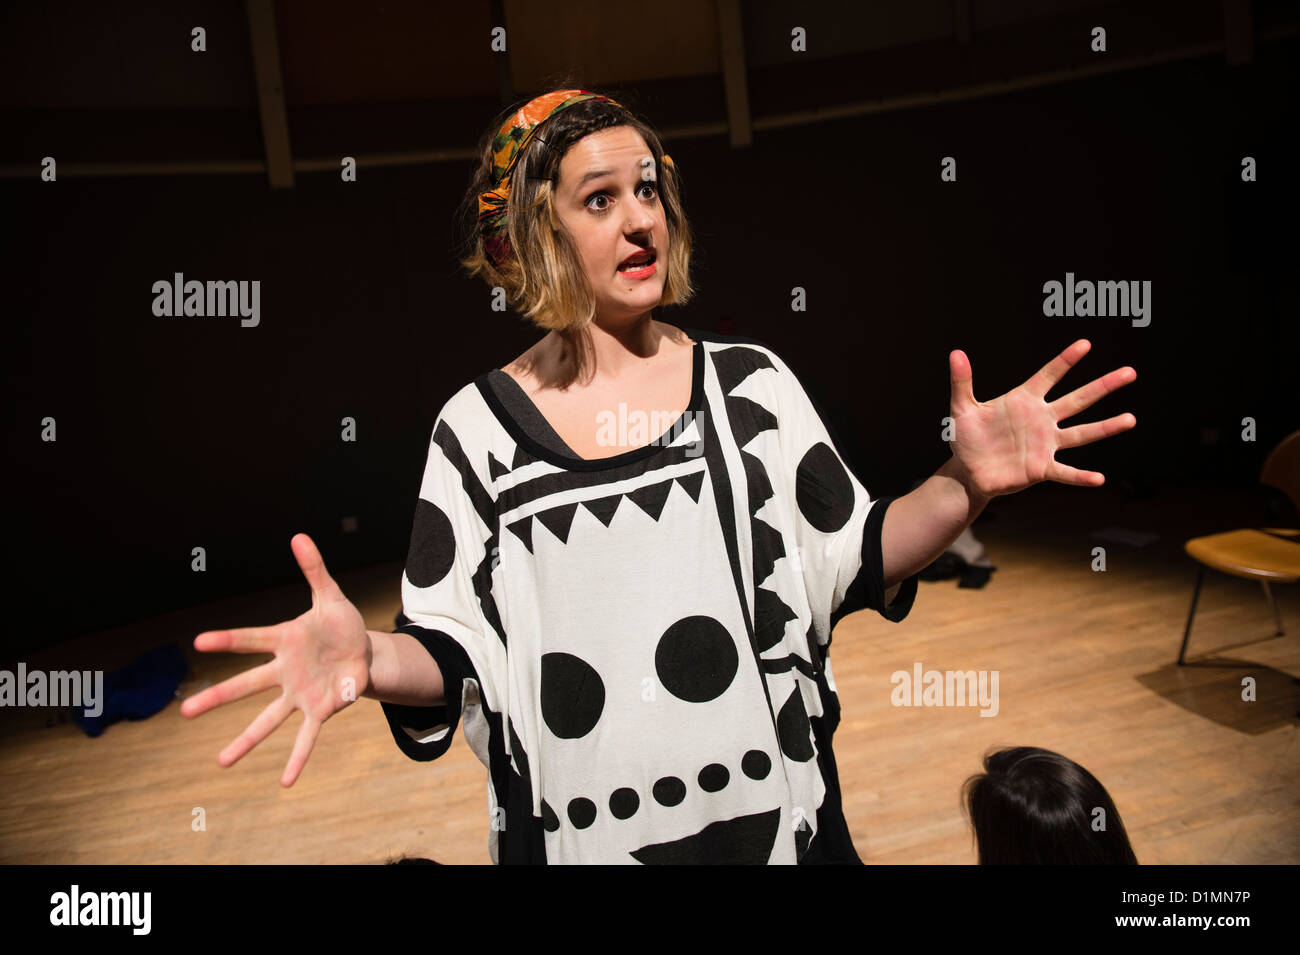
[
  {"x1": 949, "y1": 349, "x2": 976, "y2": 408},
  {"x1": 291, "y1": 533, "x2": 342, "y2": 606},
  {"x1": 218, "y1": 694, "x2": 293, "y2": 769},
  {"x1": 1023, "y1": 339, "x2": 1091, "y2": 399},
  {"x1": 180, "y1": 659, "x2": 279, "y2": 719},
  {"x1": 194, "y1": 624, "x2": 280, "y2": 655},
  {"x1": 1046, "y1": 459, "x2": 1106, "y2": 487},
  {"x1": 280, "y1": 715, "x2": 322, "y2": 788},
  {"x1": 1057, "y1": 412, "x2": 1137, "y2": 450},
  {"x1": 1050, "y1": 365, "x2": 1137, "y2": 422}
]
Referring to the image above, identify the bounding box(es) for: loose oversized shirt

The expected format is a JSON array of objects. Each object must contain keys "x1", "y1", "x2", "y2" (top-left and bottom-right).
[{"x1": 381, "y1": 325, "x2": 918, "y2": 864}]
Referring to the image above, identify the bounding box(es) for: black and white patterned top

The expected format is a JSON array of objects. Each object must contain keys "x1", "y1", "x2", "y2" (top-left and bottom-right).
[{"x1": 381, "y1": 323, "x2": 918, "y2": 864}]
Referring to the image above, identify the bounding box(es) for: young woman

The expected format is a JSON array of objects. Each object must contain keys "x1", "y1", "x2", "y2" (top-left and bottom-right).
[{"x1": 181, "y1": 89, "x2": 1138, "y2": 865}]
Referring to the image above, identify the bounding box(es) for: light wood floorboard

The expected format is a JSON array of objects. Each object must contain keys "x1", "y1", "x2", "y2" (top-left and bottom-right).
[{"x1": 3, "y1": 484, "x2": 1296, "y2": 864}]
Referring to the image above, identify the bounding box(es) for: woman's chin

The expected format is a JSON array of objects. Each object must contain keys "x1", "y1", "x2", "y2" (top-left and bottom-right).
[{"x1": 617, "y1": 272, "x2": 663, "y2": 292}]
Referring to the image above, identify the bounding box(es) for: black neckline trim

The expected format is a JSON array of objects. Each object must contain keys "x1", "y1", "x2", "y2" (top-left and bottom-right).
[{"x1": 474, "y1": 321, "x2": 707, "y2": 472}]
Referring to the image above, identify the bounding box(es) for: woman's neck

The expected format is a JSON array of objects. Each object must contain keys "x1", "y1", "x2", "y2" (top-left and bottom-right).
[{"x1": 544, "y1": 314, "x2": 677, "y2": 389}]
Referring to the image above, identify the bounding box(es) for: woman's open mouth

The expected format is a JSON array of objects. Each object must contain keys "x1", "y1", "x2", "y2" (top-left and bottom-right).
[{"x1": 617, "y1": 252, "x2": 657, "y2": 279}]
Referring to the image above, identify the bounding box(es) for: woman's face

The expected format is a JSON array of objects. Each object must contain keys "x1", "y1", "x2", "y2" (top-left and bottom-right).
[{"x1": 552, "y1": 126, "x2": 668, "y2": 324}]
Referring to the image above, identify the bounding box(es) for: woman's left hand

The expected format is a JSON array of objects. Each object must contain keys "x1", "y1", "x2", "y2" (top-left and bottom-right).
[{"x1": 945, "y1": 339, "x2": 1137, "y2": 501}]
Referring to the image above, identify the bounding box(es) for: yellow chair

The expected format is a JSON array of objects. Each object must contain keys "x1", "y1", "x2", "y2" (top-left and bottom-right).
[{"x1": 1177, "y1": 430, "x2": 1300, "y2": 665}]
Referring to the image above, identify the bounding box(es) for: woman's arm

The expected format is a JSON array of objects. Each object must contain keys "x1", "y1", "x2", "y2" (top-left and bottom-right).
[
  {"x1": 880, "y1": 456, "x2": 989, "y2": 592},
  {"x1": 363, "y1": 629, "x2": 446, "y2": 707}
]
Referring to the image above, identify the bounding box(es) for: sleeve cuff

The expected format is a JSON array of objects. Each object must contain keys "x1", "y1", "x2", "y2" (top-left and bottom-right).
[
  {"x1": 379, "y1": 623, "x2": 474, "y2": 763},
  {"x1": 864, "y1": 496, "x2": 919, "y2": 622},
  {"x1": 831, "y1": 496, "x2": 919, "y2": 629}
]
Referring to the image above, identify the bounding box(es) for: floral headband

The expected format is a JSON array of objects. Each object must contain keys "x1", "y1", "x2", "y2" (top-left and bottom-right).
[{"x1": 476, "y1": 88, "x2": 674, "y2": 268}]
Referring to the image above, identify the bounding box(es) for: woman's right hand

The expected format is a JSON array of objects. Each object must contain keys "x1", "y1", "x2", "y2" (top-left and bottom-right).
[{"x1": 181, "y1": 533, "x2": 371, "y2": 787}]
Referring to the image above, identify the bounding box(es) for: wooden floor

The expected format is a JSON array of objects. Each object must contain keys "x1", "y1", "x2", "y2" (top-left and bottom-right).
[{"x1": 2, "y1": 483, "x2": 1297, "y2": 864}]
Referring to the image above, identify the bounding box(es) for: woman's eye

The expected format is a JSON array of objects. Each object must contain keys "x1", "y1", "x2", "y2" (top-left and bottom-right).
[{"x1": 585, "y1": 182, "x2": 658, "y2": 212}]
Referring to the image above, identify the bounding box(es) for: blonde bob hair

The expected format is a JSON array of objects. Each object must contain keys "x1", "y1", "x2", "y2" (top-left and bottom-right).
[{"x1": 456, "y1": 91, "x2": 695, "y2": 333}]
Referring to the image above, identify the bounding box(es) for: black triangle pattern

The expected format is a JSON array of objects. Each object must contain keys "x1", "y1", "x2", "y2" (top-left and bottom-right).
[
  {"x1": 626, "y1": 477, "x2": 674, "y2": 521},
  {"x1": 676, "y1": 469, "x2": 704, "y2": 503},
  {"x1": 712, "y1": 346, "x2": 824, "y2": 854},
  {"x1": 506, "y1": 515, "x2": 534, "y2": 554},
  {"x1": 751, "y1": 516, "x2": 786, "y2": 587},
  {"x1": 536, "y1": 501, "x2": 579, "y2": 543},
  {"x1": 726, "y1": 393, "x2": 779, "y2": 451},
  {"x1": 510, "y1": 472, "x2": 706, "y2": 552},
  {"x1": 582, "y1": 494, "x2": 622, "y2": 527},
  {"x1": 711, "y1": 344, "x2": 776, "y2": 395},
  {"x1": 487, "y1": 451, "x2": 511, "y2": 481},
  {"x1": 712, "y1": 346, "x2": 808, "y2": 674},
  {"x1": 741, "y1": 450, "x2": 774, "y2": 513},
  {"x1": 754, "y1": 586, "x2": 799, "y2": 652}
]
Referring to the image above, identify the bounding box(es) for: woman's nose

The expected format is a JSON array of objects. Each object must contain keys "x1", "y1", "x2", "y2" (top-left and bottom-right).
[
  {"x1": 626, "y1": 210, "x2": 654, "y2": 233},
  {"x1": 626, "y1": 197, "x2": 655, "y2": 232}
]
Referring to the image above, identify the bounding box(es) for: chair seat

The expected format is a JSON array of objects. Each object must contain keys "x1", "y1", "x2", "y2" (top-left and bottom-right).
[{"x1": 1184, "y1": 527, "x2": 1300, "y2": 582}]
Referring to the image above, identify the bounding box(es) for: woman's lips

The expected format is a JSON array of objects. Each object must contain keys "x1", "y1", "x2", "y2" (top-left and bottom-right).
[{"x1": 617, "y1": 256, "x2": 657, "y2": 279}]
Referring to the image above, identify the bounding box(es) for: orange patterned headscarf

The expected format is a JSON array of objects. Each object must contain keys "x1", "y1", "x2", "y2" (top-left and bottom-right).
[{"x1": 477, "y1": 89, "x2": 674, "y2": 268}]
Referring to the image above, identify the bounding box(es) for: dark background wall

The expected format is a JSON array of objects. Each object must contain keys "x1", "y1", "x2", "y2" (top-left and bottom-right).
[{"x1": 4, "y1": 1, "x2": 1297, "y2": 654}]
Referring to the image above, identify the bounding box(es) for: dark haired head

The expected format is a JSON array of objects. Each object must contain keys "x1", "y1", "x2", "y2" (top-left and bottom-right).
[{"x1": 961, "y1": 746, "x2": 1138, "y2": 864}]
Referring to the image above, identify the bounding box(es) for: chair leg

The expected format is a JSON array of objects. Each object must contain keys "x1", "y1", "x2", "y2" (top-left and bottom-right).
[
  {"x1": 1177, "y1": 565, "x2": 1205, "y2": 666},
  {"x1": 1260, "y1": 580, "x2": 1285, "y2": 638}
]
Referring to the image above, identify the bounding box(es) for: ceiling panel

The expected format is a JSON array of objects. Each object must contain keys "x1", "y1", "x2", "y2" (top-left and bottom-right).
[
  {"x1": 0, "y1": 0, "x2": 254, "y2": 109},
  {"x1": 505, "y1": 0, "x2": 720, "y2": 92},
  {"x1": 275, "y1": 0, "x2": 498, "y2": 105}
]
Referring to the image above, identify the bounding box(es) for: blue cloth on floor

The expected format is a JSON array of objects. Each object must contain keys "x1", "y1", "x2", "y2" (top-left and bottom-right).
[{"x1": 71, "y1": 642, "x2": 189, "y2": 738}]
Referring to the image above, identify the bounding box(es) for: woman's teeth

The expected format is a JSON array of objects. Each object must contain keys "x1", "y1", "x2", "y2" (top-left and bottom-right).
[{"x1": 619, "y1": 256, "x2": 654, "y2": 271}]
